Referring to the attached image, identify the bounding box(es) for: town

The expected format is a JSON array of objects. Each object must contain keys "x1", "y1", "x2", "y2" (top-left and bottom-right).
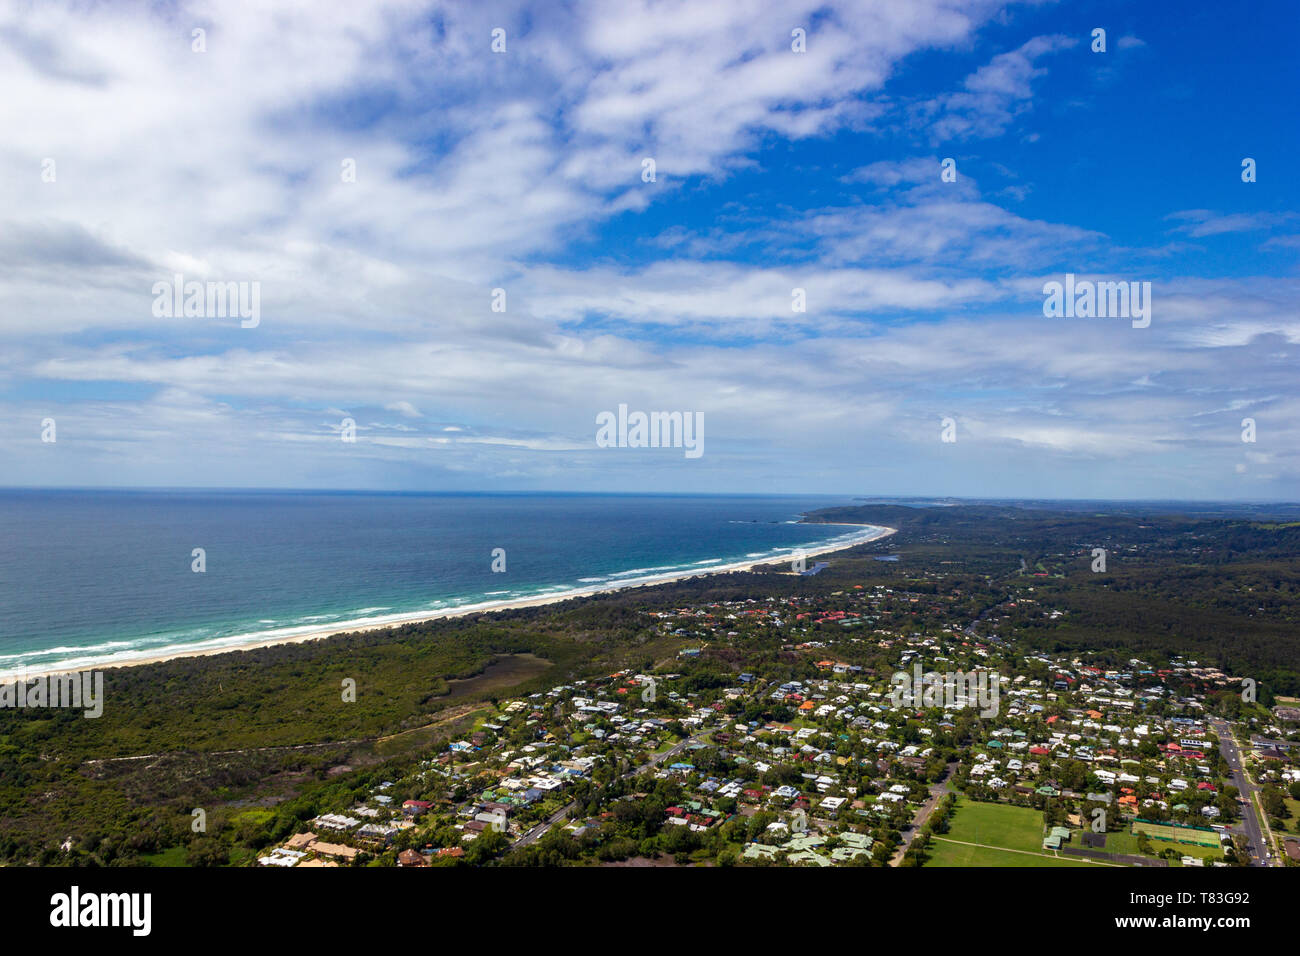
[{"x1": 253, "y1": 581, "x2": 1300, "y2": 868}]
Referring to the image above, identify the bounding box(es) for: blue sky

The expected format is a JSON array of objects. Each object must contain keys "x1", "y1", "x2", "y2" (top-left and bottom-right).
[{"x1": 0, "y1": 0, "x2": 1296, "y2": 498}]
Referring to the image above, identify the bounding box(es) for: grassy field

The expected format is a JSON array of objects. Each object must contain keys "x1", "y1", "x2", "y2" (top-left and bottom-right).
[
  {"x1": 1171, "y1": 840, "x2": 1227, "y2": 861},
  {"x1": 923, "y1": 799, "x2": 1099, "y2": 867},
  {"x1": 944, "y1": 800, "x2": 1050, "y2": 853},
  {"x1": 1132, "y1": 819, "x2": 1220, "y2": 847},
  {"x1": 139, "y1": 846, "x2": 189, "y2": 867},
  {"x1": 926, "y1": 839, "x2": 1098, "y2": 867},
  {"x1": 1101, "y1": 829, "x2": 1142, "y2": 855},
  {"x1": 1105, "y1": 829, "x2": 1224, "y2": 865},
  {"x1": 1272, "y1": 798, "x2": 1300, "y2": 834},
  {"x1": 923, "y1": 804, "x2": 1225, "y2": 868}
]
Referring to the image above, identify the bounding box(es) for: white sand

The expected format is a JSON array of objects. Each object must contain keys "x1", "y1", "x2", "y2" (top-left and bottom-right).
[{"x1": 13, "y1": 524, "x2": 895, "y2": 679}]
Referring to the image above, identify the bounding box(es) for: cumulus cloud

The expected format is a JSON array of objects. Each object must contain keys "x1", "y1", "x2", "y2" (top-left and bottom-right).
[{"x1": 0, "y1": 1, "x2": 1295, "y2": 498}]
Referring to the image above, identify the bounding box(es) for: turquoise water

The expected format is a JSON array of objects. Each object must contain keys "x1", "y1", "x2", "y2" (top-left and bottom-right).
[{"x1": 0, "y1": 491, "x2": 879, "y2": 672}]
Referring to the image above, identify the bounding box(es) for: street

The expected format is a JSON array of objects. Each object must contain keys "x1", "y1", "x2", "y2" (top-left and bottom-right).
[
  {"x1": 1210, "y1": 717, "x2": 1270, "y2": 867},
  {"x1": 511, "y1": 731, "x2": 705, "y2": 849}
]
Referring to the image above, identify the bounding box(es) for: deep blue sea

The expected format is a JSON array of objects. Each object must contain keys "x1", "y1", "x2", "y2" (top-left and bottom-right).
[{"x1": 0, "y1": 491, "x2": 880, "y2": 673}]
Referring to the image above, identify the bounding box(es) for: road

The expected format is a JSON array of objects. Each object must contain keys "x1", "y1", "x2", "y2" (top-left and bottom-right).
[
  {"x1": 1210, "y1": 717, "x2": 1269, "y2": 866},
  {"x1": 890, "y1": 760, "x2": 960, "y2": 866},
  {"x1": 510, "y1": 731, "x2": 706, "y2": 849}
]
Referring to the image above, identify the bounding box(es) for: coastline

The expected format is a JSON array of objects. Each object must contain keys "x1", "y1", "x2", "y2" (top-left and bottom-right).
[{"x1": 11, "y1": 524, "x2": 896, "y2": 679}]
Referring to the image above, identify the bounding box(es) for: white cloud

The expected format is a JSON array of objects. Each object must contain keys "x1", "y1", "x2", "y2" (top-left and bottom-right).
[
  {"x1": 907, "y1": 34, "x2": 1078, "y2": 141},
  {"x1": 0, "y1": 1, "x2": 1296, "y2": 498}
]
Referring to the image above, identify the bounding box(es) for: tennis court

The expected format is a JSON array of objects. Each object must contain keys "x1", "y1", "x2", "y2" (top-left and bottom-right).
[{"x1": 1132, "y1": 819, "x2": 1220, "y2": 847}]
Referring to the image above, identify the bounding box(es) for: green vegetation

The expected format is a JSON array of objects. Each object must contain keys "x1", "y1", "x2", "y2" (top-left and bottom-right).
[
  {"x1": 1132, "y1": 819, "x2": 1220, "y2": 847},
  {"x1": 940, "y1": 799, "x2": 1049, "y2": 853},
  {"x1": 925, "y1": 840, "x2": 1096, "y2": 867},
  {"x1": 923, "y1": 799, "x2": 1095, "y2": 867},
  {"x1": 807, "y1": 503, "x2": 1300, "y2": 697},
  {"x1": 2, "y1": 501, "x2": 1297, "y2": 867}
]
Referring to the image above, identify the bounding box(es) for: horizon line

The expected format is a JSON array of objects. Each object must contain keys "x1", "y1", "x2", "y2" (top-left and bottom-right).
[{"x1": 1, "y1": 486, "x2": 1298, "y2": 506}]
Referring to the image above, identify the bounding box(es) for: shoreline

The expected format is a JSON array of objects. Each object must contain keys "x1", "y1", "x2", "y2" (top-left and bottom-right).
[{"x1": 10, "y1": 523, "x2": 895, "y2": 679}]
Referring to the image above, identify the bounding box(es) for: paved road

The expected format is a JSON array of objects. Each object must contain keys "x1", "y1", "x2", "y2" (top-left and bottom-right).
[
  {"x1": 1210, "y1": 718, "x2": 1268, "y2": 866},
  {"x1": 511, "y1": 732, "x2": 706, "y2": 849},
  {"x1": 512, "y1": 801, "x2": 575, "y2": 849},
  {"x1": 890, "y1": 760, "x2": 960, "y2": 866}
]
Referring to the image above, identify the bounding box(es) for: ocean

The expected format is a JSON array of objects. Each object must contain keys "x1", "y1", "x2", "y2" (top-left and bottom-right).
[{"x1": 0, "y1": 490, "x2": 879, "y2": 674}]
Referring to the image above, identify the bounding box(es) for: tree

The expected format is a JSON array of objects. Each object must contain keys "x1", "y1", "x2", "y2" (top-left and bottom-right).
[
  {"x1": 464, "y1": 829, "x2": 508, "y2": 865},
  {"x1": 1231, "y1": 834, "x2": 1249, "y2": 867},
  {"x1": 186, "y1": 837, "x2": 230, "y2": 867},
  {"x1": 1260, "y1": 787, "x2": 1287, "y2": 820}
]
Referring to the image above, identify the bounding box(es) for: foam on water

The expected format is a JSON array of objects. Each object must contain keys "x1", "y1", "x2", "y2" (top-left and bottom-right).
[{"x1": 0, "y1": 491, "x2": 886, "y2": 675}]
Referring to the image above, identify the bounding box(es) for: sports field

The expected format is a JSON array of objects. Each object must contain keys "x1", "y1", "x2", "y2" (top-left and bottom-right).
[
  {"x1": 925, "y1": 839, "x2": 1097, "y2": 867},
  {"x1": 1132, "y1": 819, "x2": 1220, "y2": 847},
  {"x1": 945, "y1": 800, "x2": 1050, "y2": 852},
  {"x1": 924, "y1": 799, "x2": 1102, "y2": 867}
]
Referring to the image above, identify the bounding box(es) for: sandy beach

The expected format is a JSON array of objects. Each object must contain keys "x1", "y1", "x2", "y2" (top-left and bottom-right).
[{"x1": 13, "y1": 523, "x2": 895, "y2": 679}]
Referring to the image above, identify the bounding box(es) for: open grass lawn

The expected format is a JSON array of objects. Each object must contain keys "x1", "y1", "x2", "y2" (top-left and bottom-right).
[
  {"x1": 923, "y1": 798, "x2": 1099, "y2": 867},
  {"x1": 1171, "y1": 839, "x2": 1227, "y2": 860},
  {"x1": 1095, "y1": 828, "x2": 1227, "y2": 867},
  {"x1": 1102, "y1": 829, "x2": 1142, "y2": 855},
  {"x1": 925, "y1": 839, "x2": 1097, "y2": 867},
  {"x1": 1272, "y1": 798, "x2": 1300, "y2": 834},
  {"x1": 139, "y1": 846, "x2": 189, "y2": 867},
  {"x1": 943, "y1": 799, "x2": 1049, "y2": 853}
]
